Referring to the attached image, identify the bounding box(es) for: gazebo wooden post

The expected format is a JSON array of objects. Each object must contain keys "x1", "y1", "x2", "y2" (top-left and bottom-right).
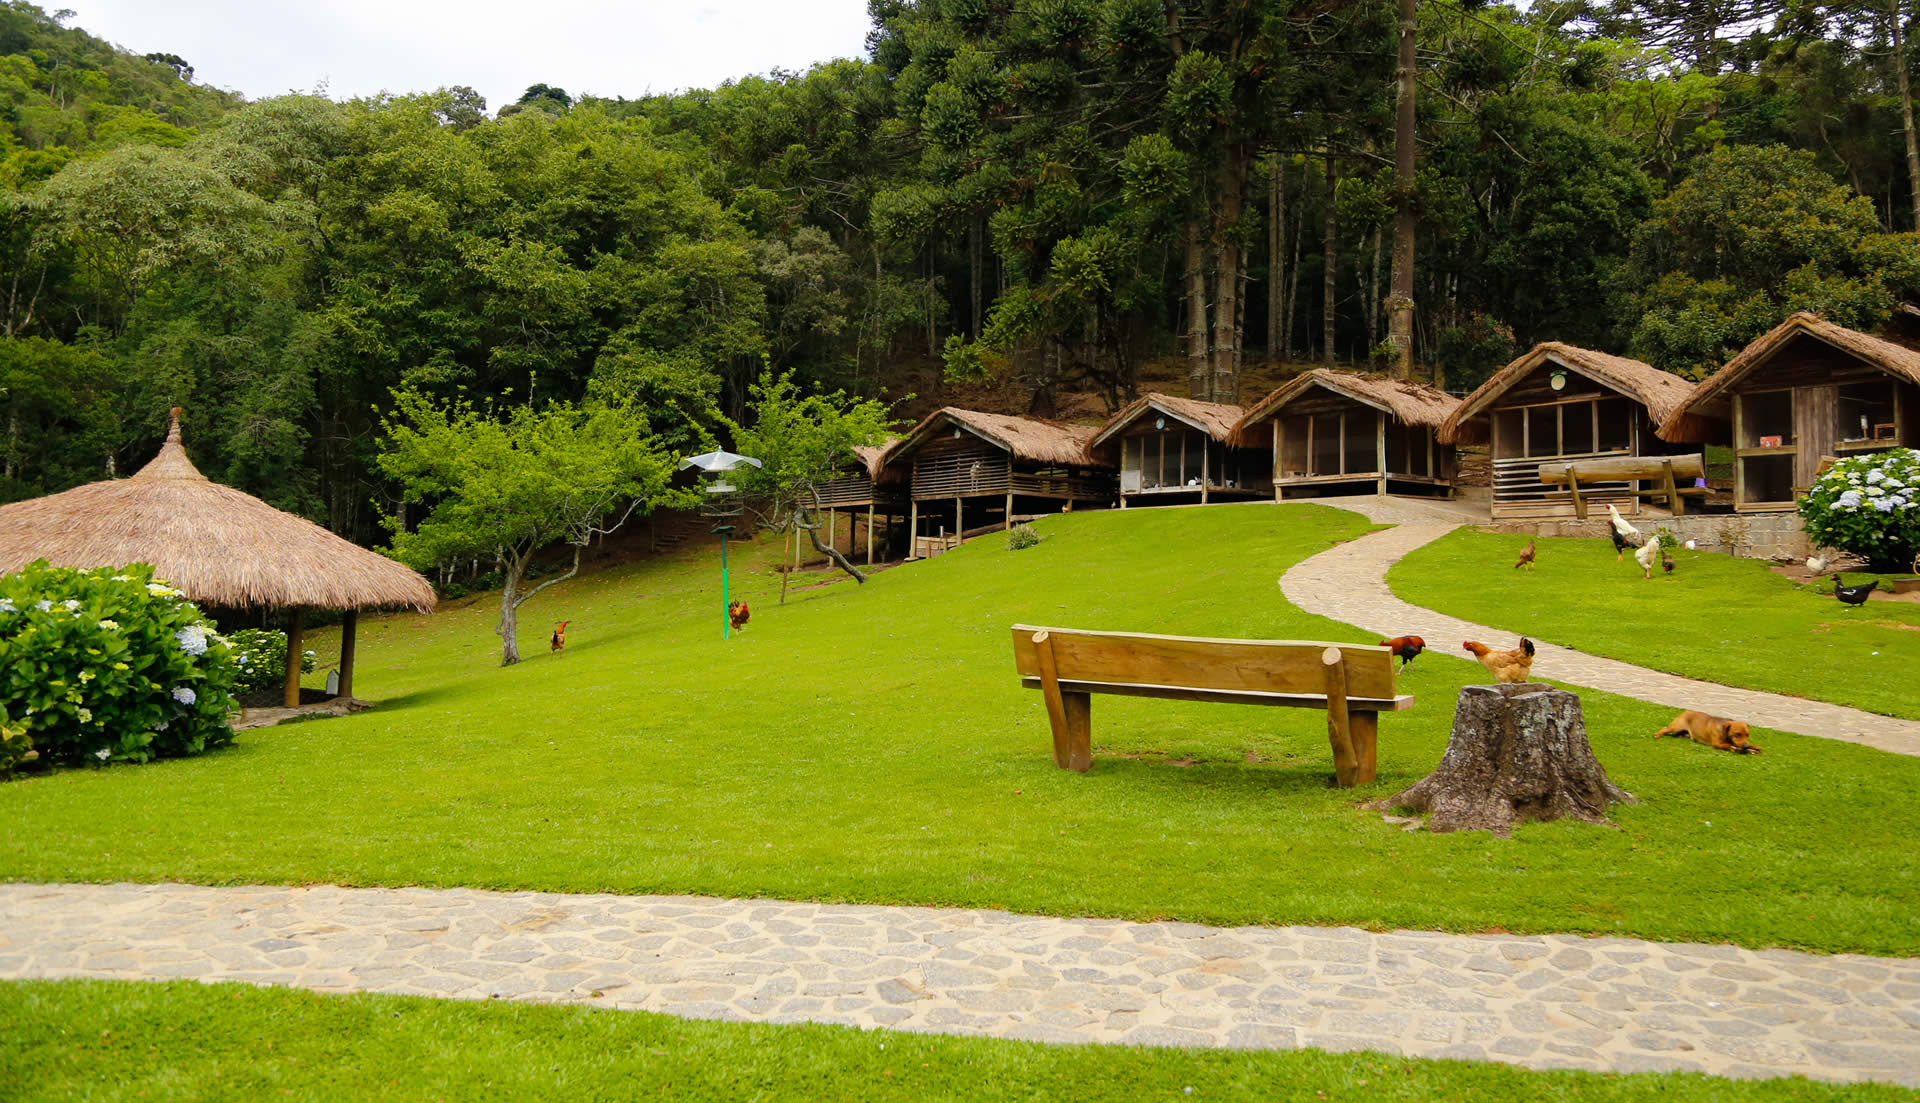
[
  {"x1": 866, "y1": 504, "x2": 875, "y2": 566},
  {"x1": 284, "y1": 607, "x2": 304, "y2": 708},
  {"x1": 338, "y1": 609, "x2": 358, "y2": 700}
]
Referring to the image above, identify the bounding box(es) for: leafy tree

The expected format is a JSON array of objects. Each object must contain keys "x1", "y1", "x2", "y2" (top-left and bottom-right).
[
  {"x1": 377, "y1": 390, "x2": 679, "y2": 665},
  {"x1": 728, "y1": 369, "x2": 896, "y2": 599},
  {"x1": 1625, "y1": 144, "x2": 1920, "y2": 374}
]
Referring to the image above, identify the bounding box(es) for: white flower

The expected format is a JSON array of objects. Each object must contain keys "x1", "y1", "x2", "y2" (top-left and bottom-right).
[
  {"x1": 1867, "y1": 469, "x2": 1886, "y2": 485},
  {"x1": 34, "y1": 599, "x2": 52, "y2": 612},
  {"x1": 112, "y1": 574, "x2": 132, "y2": 582},
  {"x1": 146, "y1": 582, "x2": 180, "y2": 598},
  {"x1": 61, "y1": 598, "x2": 80, "y2": 611},
  {"x1": 1838, "y1": 489, "x2": 1863, "y2": 509},
  {"x1": 77, "y1": 707, "x2": 92, "y2": 723},
  {"x1": 94, "y1": 747, "x2": 110, "y2": 761},
  {"x1": 171, "y1": 686, "x2": 197, "y2": 706},
  {"x1": 174, "y1": 625, "x2": 209, "y2": 656},
  {"x1": 1875, "y1": 497, "x2": 1896, "y2": 513},
  {"x1": 0, "y1": 598, "x2": 13, "y2": 614},
  {"x1": 97, "y1": 619, "x2": 119, "y2": 631},
  {"x1": 152, "y1": 720, "x2": 169, "y2": 732}
]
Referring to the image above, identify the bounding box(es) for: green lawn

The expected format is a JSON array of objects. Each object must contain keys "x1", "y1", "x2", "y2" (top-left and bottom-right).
[
  {"x1": 5, "y1": 979, "x2": 1909, "y2": 1103},
  {"x1": 3, "y1": 504, "x2": 1918, "y2": 954},
  {"x1": 1387, "y1": 528, "x2": 1920, "y2": 720}
]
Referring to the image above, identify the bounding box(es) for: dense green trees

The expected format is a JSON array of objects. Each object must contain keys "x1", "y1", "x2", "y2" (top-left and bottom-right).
[{"x1": 11, "y1": 0, "x2": 1920, "y2": 552}]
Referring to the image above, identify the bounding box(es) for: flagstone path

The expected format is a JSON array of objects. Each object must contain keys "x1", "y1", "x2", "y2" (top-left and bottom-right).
[
  {"x1": 4, "y1": 882, "x2": 1917, "y2": 1088},
  {"x1": 1281, "y1": 499, "x2": 1920, "y2": 756}
]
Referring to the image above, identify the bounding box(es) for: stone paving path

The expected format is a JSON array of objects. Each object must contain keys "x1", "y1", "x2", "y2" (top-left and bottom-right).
[
  {"x1": 1281, "y1": 502, "x2": 1920, "y2": 756},
  {"x1": 3, "y1": 882, "x2": 1916, "y2": 1087}
]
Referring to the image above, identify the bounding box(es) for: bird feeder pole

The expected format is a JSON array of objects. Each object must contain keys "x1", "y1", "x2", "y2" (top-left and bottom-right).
[{"x1": 678, "y1": 450, "x2": 761, "y2": 643}]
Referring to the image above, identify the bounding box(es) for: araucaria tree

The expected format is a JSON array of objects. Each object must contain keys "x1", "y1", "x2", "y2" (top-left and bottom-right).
[
  {"x1": 729, "y1": 371, "x2": 895, "y2": 602},
  {"x1": 377, "y1": 390, "x2": 679, "y2": 665}
]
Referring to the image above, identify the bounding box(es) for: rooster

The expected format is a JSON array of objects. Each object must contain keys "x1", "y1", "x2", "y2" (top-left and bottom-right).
[
  {"x1": 1514, "y1": 538, "x2": 1536, "y2": 571},
  {"x1": 1662, "y1": 547, "x2": 1676, "y2": 574},
  {"x1": 550, "y1": 621, "x2": 570, "y2": 654},
  {"x1": 1634, "y1": 534, "x2": 1662, "y2": 580},
  {"x1": 1606, "y1": 504, "x2": 1643, "y2": 561},
  {"x1": 1378, "y1": 635, "x2": 1425, "y2": 671},
  {"x1": 1463, "y1": 638, "x2": 1535, "y2": 684},
  {"x1": 728, "y1": 600, "x2": 751, "y2": 632}
]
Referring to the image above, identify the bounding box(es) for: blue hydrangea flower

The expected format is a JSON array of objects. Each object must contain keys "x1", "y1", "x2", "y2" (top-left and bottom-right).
[
  {"x1": 171, "y1": 686, "x2": 197, "y2": 706},
  {"x1": 174, "y1": 625, "x2": 209, "y2": 656}
]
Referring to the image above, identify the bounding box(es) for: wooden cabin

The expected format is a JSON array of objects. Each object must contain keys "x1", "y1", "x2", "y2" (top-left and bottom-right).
[
  {"x1": 1439, "y1": 344, "x2": 1719, "y2": 518},
  {"x1": 1657, "y1": 312, "x2": 1920, "y2": 512},
  {"x1": 881, "y1": 407, "x2": 1115, "y2": 558},
  {"x1": 811, "y1": 443, "x2": 907, "y2": 565},
  {"x1": 1234, "y1": 370, "x2": 1459, "y2": 500},
  {"x1": 1090, "y1": 393, "x2": 1268, "y2": 506}
]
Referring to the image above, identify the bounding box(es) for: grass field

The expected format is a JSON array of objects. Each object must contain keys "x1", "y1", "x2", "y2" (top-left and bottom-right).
[
  {"x1": 2, "y1": 504, "x2": 1917, "y2": 954},
  {"x1": 4, "y1": 979, "x2": 1909, "y2": 1102},
  {"x1": 1387, "y1": 528, "x2": 1920, "y2": 720}
]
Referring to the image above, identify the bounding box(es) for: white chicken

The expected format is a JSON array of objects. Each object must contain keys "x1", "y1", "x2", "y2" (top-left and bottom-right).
[
  {"x1": 1606, "y1": 503, "x2": 1645, "y2": 561},
  {"x1": 1634, "y1": 533, "x2": 1662, "y2": 580},
  {"x1": 1807, "y1": 555, "x2": 1829, "y2": 574}
]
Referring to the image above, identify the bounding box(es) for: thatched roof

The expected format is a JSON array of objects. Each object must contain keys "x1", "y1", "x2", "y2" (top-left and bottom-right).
[
  {"x1": 1090, "y1": 393, "x2": 1244, "y2": 449},
  {"x1": 1233, "y1": 370, "x2": 1459, "y2": 446},
  {"x1": 1658, "y1": 311, "x2": 1920, "y2": 441},
  {"x1": 1438, "y1": 343, "x2": 1714, "y2": 445},
  {"x1": 886, "y1": 407, "x2": 1111, "y2": 469},
  {"x1": 0, "y1": 410, "x2": 435, "y2": 612}
]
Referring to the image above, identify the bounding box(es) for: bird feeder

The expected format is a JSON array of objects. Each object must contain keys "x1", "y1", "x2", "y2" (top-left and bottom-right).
[{"x1": 677, "y1": 451, "x2": 762, "y2": 639}]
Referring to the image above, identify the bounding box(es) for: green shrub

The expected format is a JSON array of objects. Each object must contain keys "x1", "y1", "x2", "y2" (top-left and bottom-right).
[
  {"x1": 1007, "y1": 523, "x2": 1042, "y2": 551},
  {"x1": 1798, "y1": 448, "x2": 1920, "y2": 570},
  {"x1": 0, "y1": 561, "x2": 240, "y2": 768},
  {"x1": 228, "y1": 628, "x2": 316, "y2": 696}
]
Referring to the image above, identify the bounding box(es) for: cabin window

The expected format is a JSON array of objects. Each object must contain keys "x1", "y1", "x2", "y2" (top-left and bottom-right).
[
  {"x1": 1837, "y1": 380, "x2": 1898, "y2": 447},
  {"x1": 1311, "y1": 414, "x2": 1340, "y2": 475},
  {"x1": 1739, "y1": 391, "x2": 1794, "y2": 449},
  {"x1": 1525, "y1": 406, "x2": 1557, "y2": 458},
  {"x1": 1279, "y1": 415, "x2": 1310, "y2": 477},
  {"x1": 1596, "y1": 398, "x2": 1633, "y2": 452},
  {"x1": 1562, "y1": 403, "x2": 1594, "y2": 454},
  {"x1": 1742, "y1": 452, "x2": 1795, "y2": 504},
  {"x1": 1344, "y1": 411, "x2": 1378, "y2": 473},
  {"x1": 1493, "y1": 409, "x2": 1524, "y2": 459}
]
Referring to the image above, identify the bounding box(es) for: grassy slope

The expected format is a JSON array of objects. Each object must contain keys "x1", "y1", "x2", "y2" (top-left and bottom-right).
[
  {"x1": 5, "y1": 980, "x2": 1909, "y2": 1103},
  {"x1": 2, "y1": 504, "x2": 1917, "y2": 954},
  {"x1": 1388, "y1": 529, "x2": 1920, "y2": 720}
]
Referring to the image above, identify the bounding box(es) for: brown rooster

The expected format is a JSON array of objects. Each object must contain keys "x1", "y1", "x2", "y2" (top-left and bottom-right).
[
  {"x1": 1514, "y1": 538, "x2": 1536, "y2": 570},
  {"x1": 728, "y1": 600, "x2": 751, "y2": 632},
  {"x1": 1378, "y1": 635, "x2": 1426, "y2": 671},
  {"x1": 550, "y1": 621, "x2": 570, "y2": 654},
  {"x1": 1462, "y1": 637, "x2": 1535, "y2": 683}
]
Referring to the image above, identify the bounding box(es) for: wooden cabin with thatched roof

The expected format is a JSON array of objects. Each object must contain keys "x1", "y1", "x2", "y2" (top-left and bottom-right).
[
  {"x1": 1439, "y1": 344, "x2": 1719, "y2": 518},
  {"x1": 881, "y1": 407, "x2": 1114, "y2": 558},
  {"x1": 1233, "y1": 370, "x2": 1459, "y2": 500},
  {"x1": 1657, "y1": 312, "x2": 1920, "y2": 512},
  {"x1": 811, "y1": 442, "x2": 907, "y2": 565},
  {"x1": 1089, "y1": 393, "x2": 1267, "y2": 506},
  {"x1": 0, "y1": 409, "x2": 435, "y2": 708}
]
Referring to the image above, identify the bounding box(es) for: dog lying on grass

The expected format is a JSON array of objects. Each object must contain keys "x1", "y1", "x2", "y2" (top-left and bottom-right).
[{"x1": 1654, "y1": 710, "x2": 1760, "y2": 754}]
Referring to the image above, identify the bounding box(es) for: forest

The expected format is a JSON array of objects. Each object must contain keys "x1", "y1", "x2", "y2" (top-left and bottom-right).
[{"x1": 5, "y1": 0, "x2": 1920, "y2": 543}]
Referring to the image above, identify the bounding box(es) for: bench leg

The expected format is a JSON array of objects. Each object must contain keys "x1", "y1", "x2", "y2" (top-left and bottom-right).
[
  {"x1": 1323, "y1": 646, "x2": 1358, "y2": 788},
  {"x1": 1349, "y1": 711, "x2": 1378, "y2": 786},
  {"x1": 1062, "y1": 691, "x2": 1092, "y2": 773}
]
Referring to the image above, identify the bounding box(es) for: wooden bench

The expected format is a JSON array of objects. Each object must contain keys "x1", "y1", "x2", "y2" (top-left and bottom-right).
[
  {"x1": 1536, "y1": 453, "x2": 1709, "y2": 518},
  {"x1": 1009, "y1": 625, "x2": 1414, "y2": 787}
]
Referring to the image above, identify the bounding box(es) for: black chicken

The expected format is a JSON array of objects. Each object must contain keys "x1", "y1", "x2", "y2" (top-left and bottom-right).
[
  {"x1": 1661, "y1": 549, "x2": 1675, "y2": 574},
  {"x1": 1833, "y1": 576, "x2": 1876, "y2": 608},
  {"x1": 1609, "y1": 528, "x2": 1633, "y2": 561}
]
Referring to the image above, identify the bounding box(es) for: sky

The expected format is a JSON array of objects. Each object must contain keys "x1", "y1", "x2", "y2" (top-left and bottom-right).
[{"x1": 64, "y1": 0, "x2": 877, "y2": 110}]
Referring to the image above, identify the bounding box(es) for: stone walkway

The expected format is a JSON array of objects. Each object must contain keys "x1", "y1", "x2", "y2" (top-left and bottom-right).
[
  {"x1": 1282, "y1": 502, "x2": 1920, "y2": 756},
  {"x1": 4, "y1": 882, "x2": 1917, "y2": 1087}
]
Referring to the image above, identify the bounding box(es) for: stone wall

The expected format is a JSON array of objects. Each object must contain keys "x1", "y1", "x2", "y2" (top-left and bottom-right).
[{"x1": 1481, "y1": 511, "x2": 1810, "y2": 561}]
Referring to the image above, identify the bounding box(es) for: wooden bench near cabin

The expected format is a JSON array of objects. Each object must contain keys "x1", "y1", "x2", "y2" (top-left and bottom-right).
[
  {"x1": 1009, "y1": 625, "x2": 1414, "y2": 788},
  {"x1": 1535, "y1": 453, "x2": 1710, "y2": 519}
]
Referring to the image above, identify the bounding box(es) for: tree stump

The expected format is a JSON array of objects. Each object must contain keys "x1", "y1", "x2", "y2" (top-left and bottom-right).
[{"x1": 1367, "y1": 684, "x2": 1634, "y2": 837}]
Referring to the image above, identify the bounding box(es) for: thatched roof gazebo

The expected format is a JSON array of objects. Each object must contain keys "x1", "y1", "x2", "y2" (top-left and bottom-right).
[
  {"x1": 0, "y1": 409, "x2": 434, "y2": 707},
  {"x1": 1091, "y1": 393, "x2": 1265, "y2": 505},
  {"x1": 1234, "y1": 370, "x2": 1459, "y2": 500}
]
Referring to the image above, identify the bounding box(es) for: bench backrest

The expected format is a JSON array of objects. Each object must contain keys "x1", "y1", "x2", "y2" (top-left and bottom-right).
[{"x1": 1009, "y1": 625, "x2": 1396, "y2": 699}]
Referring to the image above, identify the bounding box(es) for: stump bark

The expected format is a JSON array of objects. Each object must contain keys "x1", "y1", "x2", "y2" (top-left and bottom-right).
[{"x1": 1367, "y1": 683, "x2": 1633, "y2": 837}]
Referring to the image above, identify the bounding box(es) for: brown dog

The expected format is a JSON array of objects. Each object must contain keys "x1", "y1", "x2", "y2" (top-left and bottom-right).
[{"x1": 1654, "y1": 710, "x2": 1760, "y2": 754}]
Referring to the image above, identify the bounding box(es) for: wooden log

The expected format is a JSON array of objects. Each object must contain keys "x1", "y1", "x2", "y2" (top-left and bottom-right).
[
  {"x1": 1537, "y1": 453, "x2": 1704, "y2": 484},
  {"x1": 1322, "y1": 645, "x2": 1358, "y2": 787},
  {"x1": 337, "y1": 609, "x2": 357, "y2": 699}
]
